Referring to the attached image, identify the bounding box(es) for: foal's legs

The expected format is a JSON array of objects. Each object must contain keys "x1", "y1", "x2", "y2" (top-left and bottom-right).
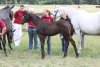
[
  {"x1": 61, "y1": 33, "x2": 69, "y2": 58},
  {"x1": 0, "y1": 40, "x2": 2, "y2": 50},
  {"x1": 39, "y1": 35, "x2": 46, "y2": 59},
  {"x1": 2, "y1": 35, "x2": 7, "y2": 56},
  {"x1": 69, "y1": 36, "x2": 79, "y2": 58}
]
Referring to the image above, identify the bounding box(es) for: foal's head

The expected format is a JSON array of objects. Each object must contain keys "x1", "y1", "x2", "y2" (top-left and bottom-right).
[
  {"x1": 21, "y1": 12, "x2": 30, "y2": 24},
  {"x1": 21, "y1": 12, "x2": 41, "y2": 25}
]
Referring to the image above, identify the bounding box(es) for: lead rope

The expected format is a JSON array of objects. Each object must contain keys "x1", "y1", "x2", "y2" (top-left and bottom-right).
[{"x1": 12, "y1": 28, "x2": 27, "y2": 43}]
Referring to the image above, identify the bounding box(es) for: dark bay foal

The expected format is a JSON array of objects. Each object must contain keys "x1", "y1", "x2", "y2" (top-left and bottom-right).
[{"x1": 21, "y1": 12, "x2": 79, "y2": 59}]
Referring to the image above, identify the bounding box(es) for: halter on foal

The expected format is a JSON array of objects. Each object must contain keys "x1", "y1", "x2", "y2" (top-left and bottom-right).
[{"x1": 21, "y1": 12, "x2": 79, "y2": 59}]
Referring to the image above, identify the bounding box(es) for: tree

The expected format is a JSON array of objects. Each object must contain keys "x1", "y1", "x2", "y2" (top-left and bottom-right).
[
  {"x1": 0, "y1": 0, "x2": 100, "y2": 4},
  {"x1": 95, "y1": 0, "x2": 100, "y2": 4}
]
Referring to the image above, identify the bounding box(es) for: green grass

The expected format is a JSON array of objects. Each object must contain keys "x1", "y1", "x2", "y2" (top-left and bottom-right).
[
  {"x1": 0, "y1": 5, "x2": 100, "y2": 67},
  {"x1": 0, "y1": 34, "x2": 100, "y2": 67}
]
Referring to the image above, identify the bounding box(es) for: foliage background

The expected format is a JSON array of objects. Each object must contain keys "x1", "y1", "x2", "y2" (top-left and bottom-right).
[{"x1": 0, "y1": 0, "x2": 100, "y2": 5}]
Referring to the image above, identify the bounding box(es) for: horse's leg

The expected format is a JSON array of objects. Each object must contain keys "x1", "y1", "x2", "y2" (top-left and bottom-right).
[
  {"x1": 7, "y1": 32, "x2": 13, "y2": 54},
  {"x1": 81, "y1": 34, "x2": 85, "y2": 48},
  {"x1": 0, "y1": 39, "x2": 2, "y2": 50},
  {"x1": 0, "y1": 42, "x2": 2, "y2": 50},
  {"x1": 0, "y1": 30, "x2": 2, "y2": 50},
  {"x1": 2, "y1": 35, "x2": 7, "y2": 56},
  {"x1": 69, "y1": 36, "x2": 79, "y2": 58},
  {"x1": 47, "y1": 36, "x2": 51, "y2": 55},
  {"x1": 7, "y1": 32, "x2": 13, "y2": 50},
  {"x1": 75, "y1": 29, "x2": 82, "y2": 53},
  {"x1": 39, "y1": 35, "x2": 46, "y2": 59}
]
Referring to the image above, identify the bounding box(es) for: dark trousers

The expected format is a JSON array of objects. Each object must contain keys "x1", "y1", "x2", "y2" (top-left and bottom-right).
[
  {"x1": 28, "y1": 27, "x2": 39, "y2": 49},
  {"x1": 60, "y1": 34, "x2": 66, "y2": 52},
  {"x1": 61, "y1": 38, "x2": 66, "y2": 52}
]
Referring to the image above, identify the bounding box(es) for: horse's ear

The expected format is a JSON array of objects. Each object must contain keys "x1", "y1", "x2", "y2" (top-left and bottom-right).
[{"x1": 11, "y1": 4, "x2": 15, "y2": 9}]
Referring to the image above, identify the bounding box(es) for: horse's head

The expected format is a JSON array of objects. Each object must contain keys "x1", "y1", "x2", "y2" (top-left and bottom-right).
[
  {"x1": 9, "y1": 5, "x2": 14, "y2": 20},
  {"x1": 2, "y1": 5, "x2": 14, "y2": 12},
  {"x1": 52, "y1": 7, "x2": 64, "y2": 20},
  {"x1": 1, "y1": 5, "x2": 14, "y2": 21},
  {"x1": 21, "y1": 12, "x2": 30, "y2": 24},
  {"x1": 21, "y1": 11, "x2": 40, "y2": 25},
  {"x1": 53, "y1": 7, "x2": 78, "y2": 20}
]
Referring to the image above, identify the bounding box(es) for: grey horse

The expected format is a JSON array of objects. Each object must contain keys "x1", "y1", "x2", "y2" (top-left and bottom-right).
[{"x1": 0, "y1": 5, "x2": 14, "y2": 56}]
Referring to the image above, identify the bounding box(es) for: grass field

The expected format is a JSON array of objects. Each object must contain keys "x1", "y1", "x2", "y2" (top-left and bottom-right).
[{"x1": 0, "y1": 5, "x2": 100, "y2": 67}]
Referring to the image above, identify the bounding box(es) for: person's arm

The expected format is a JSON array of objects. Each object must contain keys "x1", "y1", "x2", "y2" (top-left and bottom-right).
[
  {"x1": 41, "y1": 16, "x2": 44, "y2": 19},
  {"x1": 0, "y1": 28, "x2": 6, "y2": 36},
  {"x1": 0, "y1": 20, "x2": 7, "y2": 36}
]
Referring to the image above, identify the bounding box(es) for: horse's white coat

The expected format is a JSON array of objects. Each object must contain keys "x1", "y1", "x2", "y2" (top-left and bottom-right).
[{"x1": 53, "y1": 7, "x2": 100, "y2": 53}]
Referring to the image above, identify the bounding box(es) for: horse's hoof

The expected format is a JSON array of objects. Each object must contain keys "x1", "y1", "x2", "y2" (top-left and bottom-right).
[
  {"x1": 0, "y1": 47, "x2": 2, "y2": 50},
  {"x1": 10, "y1": 48, "x2": 13, "y2": 50},
  {"x1": 76, "y1": 55, "x2": 79, "y2": 58},
  {"x1": 42, "y1": 55, "x2": 45, "y2": 60},
  {"x1": 42, "y1": 57, "x2": 45, "y2": 60},
  {"x1": 78, "y1": 48, "x2": 82, "y2": 54},
  {"x1": 76, "y1": 53, "x2": 79, "y2": 58}
]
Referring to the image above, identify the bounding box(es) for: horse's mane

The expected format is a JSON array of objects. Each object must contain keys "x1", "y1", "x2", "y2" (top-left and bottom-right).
[
  {"x1": 58, "y1": 6, "x2": 87, "y2": 14},
  {"x1": 1, "y1": 5, "x2": 10, "y2": 10},
  {"x1": 28, "y1": 13, "x2": 55, "y2": 25},
  {"x1": 0, "y1": 5, "x2": 13, "y2": 21}
]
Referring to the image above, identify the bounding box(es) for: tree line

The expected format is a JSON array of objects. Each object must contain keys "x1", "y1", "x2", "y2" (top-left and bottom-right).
[{"x1": 0, "y1": 0, "x2": 100, "y2": 5}]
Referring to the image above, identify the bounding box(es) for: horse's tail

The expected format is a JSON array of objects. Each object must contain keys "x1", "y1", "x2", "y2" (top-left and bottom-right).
[
  {"x1": 68, "y1": 22, "x2": 75, "y2": 36},
  {"x1": 71, "y1": 28, "x2": 75, "y2": 36}
]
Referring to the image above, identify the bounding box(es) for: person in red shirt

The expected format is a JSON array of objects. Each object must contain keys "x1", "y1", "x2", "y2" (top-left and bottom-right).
[
  {"x1": 41, "y1": 9, "x2": 54, "y2": 55},
  {"x1": 13, "y1": 5, "x2": 26, "y2": 46},
  {"x1": 0, "y1": 19, "x2": 6, "y2": 36},
  {"x1": 14, "y1": 5, "x2": 26, "y2": 24},
  {"x1": 27, "y1": 9, "x2": 39, "y2": 50},
  {"x1": 41, "y1": 9, "x2": 54, "y2": 22}
]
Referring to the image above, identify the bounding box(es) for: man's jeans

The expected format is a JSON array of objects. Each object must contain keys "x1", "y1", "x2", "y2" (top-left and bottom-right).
[
  {"x1": 61, "y1": 38, "x2": 66, "y2": 52},
  {"x1": 60, "y1": 34, "x2": 66, "y2": 52},
  {"x1": 28, "y1": 27, "x2": 39, "y2": 49}
]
